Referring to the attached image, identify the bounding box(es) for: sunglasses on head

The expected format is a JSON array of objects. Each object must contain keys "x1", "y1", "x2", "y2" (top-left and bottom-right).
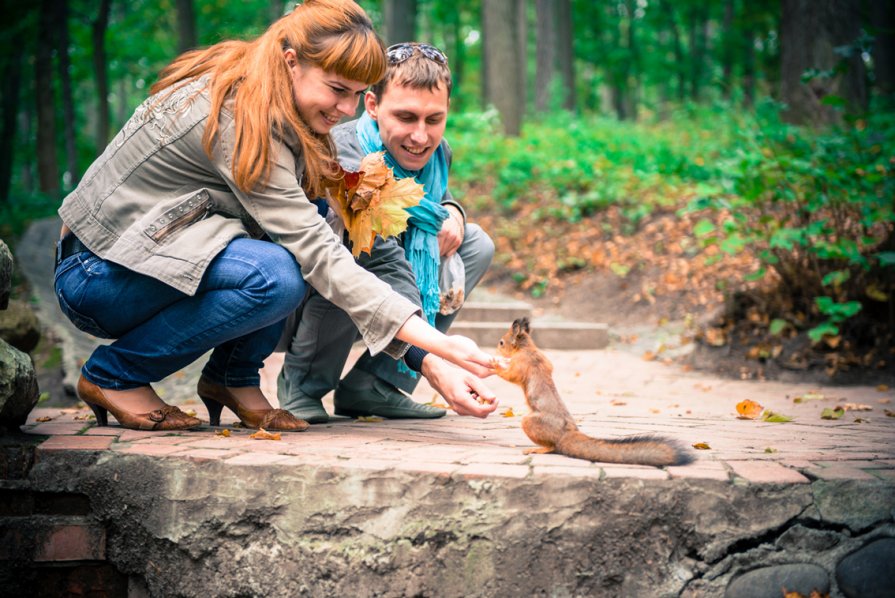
[{"x1": 386, "y1": 43, "x2": 448, "y2": 66}]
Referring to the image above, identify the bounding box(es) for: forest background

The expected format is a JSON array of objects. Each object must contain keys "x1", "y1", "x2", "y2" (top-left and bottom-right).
[{"x1": 0, "y1": 0, "x2": 893, "y2": 383}]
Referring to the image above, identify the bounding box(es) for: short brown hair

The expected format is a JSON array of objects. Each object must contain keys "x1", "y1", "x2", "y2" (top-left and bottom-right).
[{"x1": 370, "y1": 45, "x2": 452, "y2": 100}]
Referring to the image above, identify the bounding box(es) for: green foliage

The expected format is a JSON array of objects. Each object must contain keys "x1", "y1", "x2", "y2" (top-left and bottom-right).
[
  {"x1": 449, "y1": 106, "x2": 735, "y2": 229},
  {"x1": 687, "y1": 100, "x2": 895, "y2": 343}
]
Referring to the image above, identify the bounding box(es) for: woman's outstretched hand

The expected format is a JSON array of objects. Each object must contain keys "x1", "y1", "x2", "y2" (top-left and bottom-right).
[{"x1": 396, "y1": 315, "x2": 496, "y2": 378}]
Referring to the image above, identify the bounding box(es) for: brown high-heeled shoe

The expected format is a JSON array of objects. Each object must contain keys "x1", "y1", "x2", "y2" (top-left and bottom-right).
[
  {"x1": 197, "y1": 375, "x2": 309, "y2": 431},
  {"x1": 77, "y1": 376, "x2": 202, "y2": 431}
]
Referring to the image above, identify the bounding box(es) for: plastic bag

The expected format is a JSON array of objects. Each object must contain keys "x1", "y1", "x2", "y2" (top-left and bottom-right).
[{"x1": 438, "y1": 253, "x2": 466, "y2": 315}]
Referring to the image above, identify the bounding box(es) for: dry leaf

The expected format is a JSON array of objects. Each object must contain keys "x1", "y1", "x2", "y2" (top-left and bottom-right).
[
  {"x1": 761, "y1": 411, "x2": 793, "y2": 423},
  {"x1": 324, "y1": 152, "x2": 424, "y2": 257},
  {"x1": 73, "y1": 413, "x2": 94, "y2": 421},
  {"x1": 650, "y1": 408, "x2": 661, "y2": 414},
  {"x1": 692, "y1": 442, "x2": 711, "y2": 450},
  {"x1": 610, "y1": 400, "x2": 627, "y2": 406},
  {"x1": 736, "y1": 399, "x2": 764, "y2": 419},
  {"x1": 184, "y1": 409, "x2": 197, "y2": 417},
  {"x1": 885, "y1": 409, "x2": 895, "y2": 418},
  {"x1": 642, "y1": 350, "x2": 657, "y2": 361},
  {"x1": 793, "y1": 391, "x2": 827, "y2": 403},
  {"x1": 502, "y1": 407, "x2": 516, "y2": 417},
  {"x1": 877, "y1": 384, "x2": 890, "y2": 392},
  {"x1": 841, "y1": 403, "x2": 872, "y2": 412},
  {"x1": 821, "y1": 407, "x2": 845, "y2": 420},
  {"x1": 215, "y1": 429, "x2": 231, "y2": 437},
  {"x1": 249, "y1": 428, "x2": 282, "y2": 440},
  {"x1": 35, "y1": 416, "x2": 53, "y2": 422},
  {"x1": 764, "y1": 447, "x2": 778, "y2": 453},
  {"x1": 356, "y1": 415, "x2": 384, "y2": 422},
  {"x1": 879, "y1": 398, "x2": 891, "y2": 404}
]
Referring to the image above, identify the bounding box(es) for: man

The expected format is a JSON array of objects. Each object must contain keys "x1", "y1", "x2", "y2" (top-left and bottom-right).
[{"x1": 276, "y1": 42, "x2": 496, "y2": 423}]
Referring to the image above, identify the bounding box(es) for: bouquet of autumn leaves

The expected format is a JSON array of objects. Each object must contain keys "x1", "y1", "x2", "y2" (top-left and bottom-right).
[{"x1": 322, "y1": 151, "x2": 425, "y2": 257}]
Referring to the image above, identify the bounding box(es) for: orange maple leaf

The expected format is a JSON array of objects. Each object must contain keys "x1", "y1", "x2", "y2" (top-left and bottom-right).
[
  {"x1": 736, "y1": 399, "x2": 764, "y2": 419},
  {"x1": 324, "y1": 151, "x2": 424, "y2": 257}
]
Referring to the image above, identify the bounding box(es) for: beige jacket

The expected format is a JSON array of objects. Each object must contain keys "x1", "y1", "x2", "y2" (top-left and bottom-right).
[{"x1": 58, "y1": 76, "x2": 418, "y2": 357}]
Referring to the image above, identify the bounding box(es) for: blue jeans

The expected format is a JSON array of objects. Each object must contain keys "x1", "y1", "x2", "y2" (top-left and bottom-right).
[{"x1": 54, "y1": 238, "x2": 306, "y2": 390}]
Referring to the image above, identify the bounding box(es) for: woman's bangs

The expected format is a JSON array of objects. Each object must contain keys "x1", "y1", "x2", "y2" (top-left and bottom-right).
[{"x1": 317, "y1": 30, "x2": 385, "y2": 85}]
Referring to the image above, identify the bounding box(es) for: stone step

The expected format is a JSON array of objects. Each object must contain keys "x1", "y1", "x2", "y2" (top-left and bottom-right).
[
  {"x1": 455, "y1": 300, "x2": 533, "y2": 323},
  {"x1": 450, "y1": 320, "x2": 610, "y2": 350}
]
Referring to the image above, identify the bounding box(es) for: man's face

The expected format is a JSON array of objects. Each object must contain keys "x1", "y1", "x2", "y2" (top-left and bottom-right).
[{"x1": 365, "y1": 81, "x2": 450, "y2": 171}]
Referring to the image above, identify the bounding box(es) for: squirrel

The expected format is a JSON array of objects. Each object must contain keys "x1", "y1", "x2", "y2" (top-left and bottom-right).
[{"x1": 492, "y1": 318, "x2": 693, "y2": 468}]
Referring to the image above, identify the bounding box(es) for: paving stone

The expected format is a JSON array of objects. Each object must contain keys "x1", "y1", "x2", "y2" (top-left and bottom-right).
[
  {"x1": 805, "y1": 465, "x2": 877, "y2": 481},
  {"x1": 667, "y1": 464, "x2": 730, "y2": 481},
  {"x1": 223, "y1": 453, "x2": 294, "y2": 466},
  {"x1": 23, "y1": 422, "x2": 90, "y2": 436},
  {"x1": 725, "y1": 563, "x2": 829, "y2": 598},
  {"x1": 836, "y1": 538, "x2": 895, "y2": 598},
  {"x1": 601, "y1": 467, "x2": 670, "y2": 480},
  {"x1": 115, "y1": 443, "x2": 193, "y2": 456},
  {"x1": 457, "y1": 463, "x2": 530, "y2": 479},
  {"x1": 169, "y1": 448, "x2": 240, "y2": 462},
  {"x1": 726, "y1": 461, "x2": 810, "y2": 484},
  {"x1": 37, "y1": 436, "x2": 114, "y2": 452},
  {"x1": 532, "y1": 465, "x2": 602, "y2": 478}
]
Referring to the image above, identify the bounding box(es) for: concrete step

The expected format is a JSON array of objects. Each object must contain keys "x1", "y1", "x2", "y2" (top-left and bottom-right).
[
  {"x1": 455, "y1": 300, "x2": 533, "y2": 323},
  {"x1": 450, "y1": 320, "x2": 610, "y2": 350}
]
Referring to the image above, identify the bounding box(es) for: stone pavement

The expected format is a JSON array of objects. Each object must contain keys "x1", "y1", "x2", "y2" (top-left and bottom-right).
[{"x1": 6, "y1": 217, "x2": 895, "y2": 597}]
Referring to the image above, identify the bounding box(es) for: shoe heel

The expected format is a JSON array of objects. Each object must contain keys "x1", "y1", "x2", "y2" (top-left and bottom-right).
[
  {"x1": 87, "y1": 403, "x2": 109, "y2": 427},
  {"x1": 200, "y1": 396, "x2": 223, "y2": 426}
]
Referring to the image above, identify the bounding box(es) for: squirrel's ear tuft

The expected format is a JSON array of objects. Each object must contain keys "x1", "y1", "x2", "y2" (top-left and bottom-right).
[{"x1": 519, "y1": 317, "x2": 531, "y2": 334}]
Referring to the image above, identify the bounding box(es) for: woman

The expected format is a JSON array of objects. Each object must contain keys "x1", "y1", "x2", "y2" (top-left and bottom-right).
[{"x1": 53, "y1": 0, "x2": 494, "y2": 432}]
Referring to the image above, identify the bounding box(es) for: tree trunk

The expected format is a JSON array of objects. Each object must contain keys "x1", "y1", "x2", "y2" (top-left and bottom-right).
[
  {"x1": 534, "y1": 0, "x2": 556, "y2": 112},
  {"x1": 516, "y1": 0, "x2": 527, "y2": 113},
  {"x1": 0, "y1": 26, "x2": 25, "y2": 204},
  {"x1": 92, "y1": 0, "x2": 111, "y2": 154},
  {"x1": 743, "y1": 20, "x2": 756, "y2": 107},
  {"x1": 555, "y1": 0, "x2": 575, "y2": 111},
  {"x1": 870, "y1": 0, "x2": 895, "y2": 99},
  {"x1": 780, "y1": 0, "x2": 867, "y2": 125},
  {"x1": 384, "y1": 0, "x2": 417, "y2": 45},
  {"x1": 624, "y1": 0, "x2": 639, "y2": 120},
  {"x1": 54, "y1": 0, "x2": 77, "y2": 187},
  {"x1": 268, "y1": 0, "x2": 284, "y2": 24},
  {"x1": 721, "y1": 0, "x2": 735, "y2": 100},
  {"x1": 688, "y1": 5, "x2": 708, "y2": 102},
  {"x1": 661, "y1": 0, "x2": 686, "y2": 102},
  {"x1": 36, "y1": 0, "x2": 59, "y2": 195},
  {"x1": 175, "y1": 0, "x2": 197, "y2": 53},
  {"x1": 482, "y1": 0, "x2": 523, "y2": 135}
]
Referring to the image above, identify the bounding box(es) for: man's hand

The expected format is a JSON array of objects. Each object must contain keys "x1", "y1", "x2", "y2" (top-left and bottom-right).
[
  {"x1": 438, "y1": 205, "x2": 464, "y2": 257},
  {"x1": 421, "y1": 355, "x2": 498, "y2": 418},
  {"x1": 443, "y1": 334, "x2": 495, "y2": 378}
]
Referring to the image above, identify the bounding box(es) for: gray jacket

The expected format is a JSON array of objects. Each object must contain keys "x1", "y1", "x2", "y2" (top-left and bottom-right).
[{"x1": 58, "y1": 77, "x2": 418, "y2": 357}]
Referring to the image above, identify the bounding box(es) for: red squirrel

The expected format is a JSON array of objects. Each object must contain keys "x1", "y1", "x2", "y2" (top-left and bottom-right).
[{"x1": 492, "y1": 318, "x2": 692, "y2": 467}]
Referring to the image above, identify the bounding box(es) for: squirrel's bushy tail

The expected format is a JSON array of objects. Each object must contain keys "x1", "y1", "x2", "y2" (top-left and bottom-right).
[{"x1": 556, "y1": 432, "x2": 693, "y2": 467}]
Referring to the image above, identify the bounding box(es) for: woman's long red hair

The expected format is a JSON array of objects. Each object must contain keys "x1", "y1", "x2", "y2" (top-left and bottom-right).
[{"x1": 151, "y1": 0, "x2": 386, "y2": 198}]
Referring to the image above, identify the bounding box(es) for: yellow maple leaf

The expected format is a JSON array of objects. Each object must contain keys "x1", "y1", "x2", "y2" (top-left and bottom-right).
[
  {"x1": 324, "y1": 152, "x2": 424, "y2": 257},
  {"x1": 692, "y1": 442, "x2": 711, "y2": 450}
]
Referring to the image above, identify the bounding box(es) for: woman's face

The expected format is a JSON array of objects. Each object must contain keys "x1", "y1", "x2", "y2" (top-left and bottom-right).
[{"x1": 285, "y1": 50, "x2": 367, "y2": 134}]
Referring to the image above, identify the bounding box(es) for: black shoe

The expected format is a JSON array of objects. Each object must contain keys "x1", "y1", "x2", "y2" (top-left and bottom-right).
[
  {"x1": 334, "y1": 377, "x2": 446, "y2": 419},
  {"x1": 276, "y1": 369, "x2": 329, "y2": 424}
]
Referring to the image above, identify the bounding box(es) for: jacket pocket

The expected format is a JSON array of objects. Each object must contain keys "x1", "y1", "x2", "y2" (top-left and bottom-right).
[{"x1": 144, "y1": 190, "x2": 214, "y2": 243}]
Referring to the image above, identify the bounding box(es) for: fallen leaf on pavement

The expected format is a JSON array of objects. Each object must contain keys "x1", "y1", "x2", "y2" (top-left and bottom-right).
[
  {"x1": 249, "y1": 428, "x2": 282, "y2": 440},
  {"x1": 356, "y1": 416, "x2": 384, "y2": 422},
  {"x1": 692, "y1": 442, "x2": 711, "y2": 450},
  {"x1": 736, "y1": 399, "x2": 764, "y2": 419},
  {"x1": 840, "y1": 403, "x2": 872, "y2": 411},
  {"x1": 877, "y1": 384, "x2": 890, "y2": 392},
  {"x1": 215, "y1": 429, "x2": 231, "y2": 437},
  {"x1": 610, "y1": 400, "x2": 627, "y2": 406},
  {"x1": 502, "y1": 407, "x2": 516, "y2": 417},
  {"x1": 821, "y1": 407, "x2": 845, "y2": 420},
  {"x1": 35, "y1": 416, "x2": 52, "y2": 422},
  {"x1": 793, "y1": 391, "x2": 828, "y2": 403},
  {"x1": 762, "y1": 411, "x2": 793, "y2": 423},
  {"x1": 884, "y1": 409, "x2": 895, "y2": 418},
  {"x1": 764, "y1": 447, "x2": 777, "y2": 453},
  {"x1": 879, "y1": 398, "x2": 891, "y2": 404}
]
